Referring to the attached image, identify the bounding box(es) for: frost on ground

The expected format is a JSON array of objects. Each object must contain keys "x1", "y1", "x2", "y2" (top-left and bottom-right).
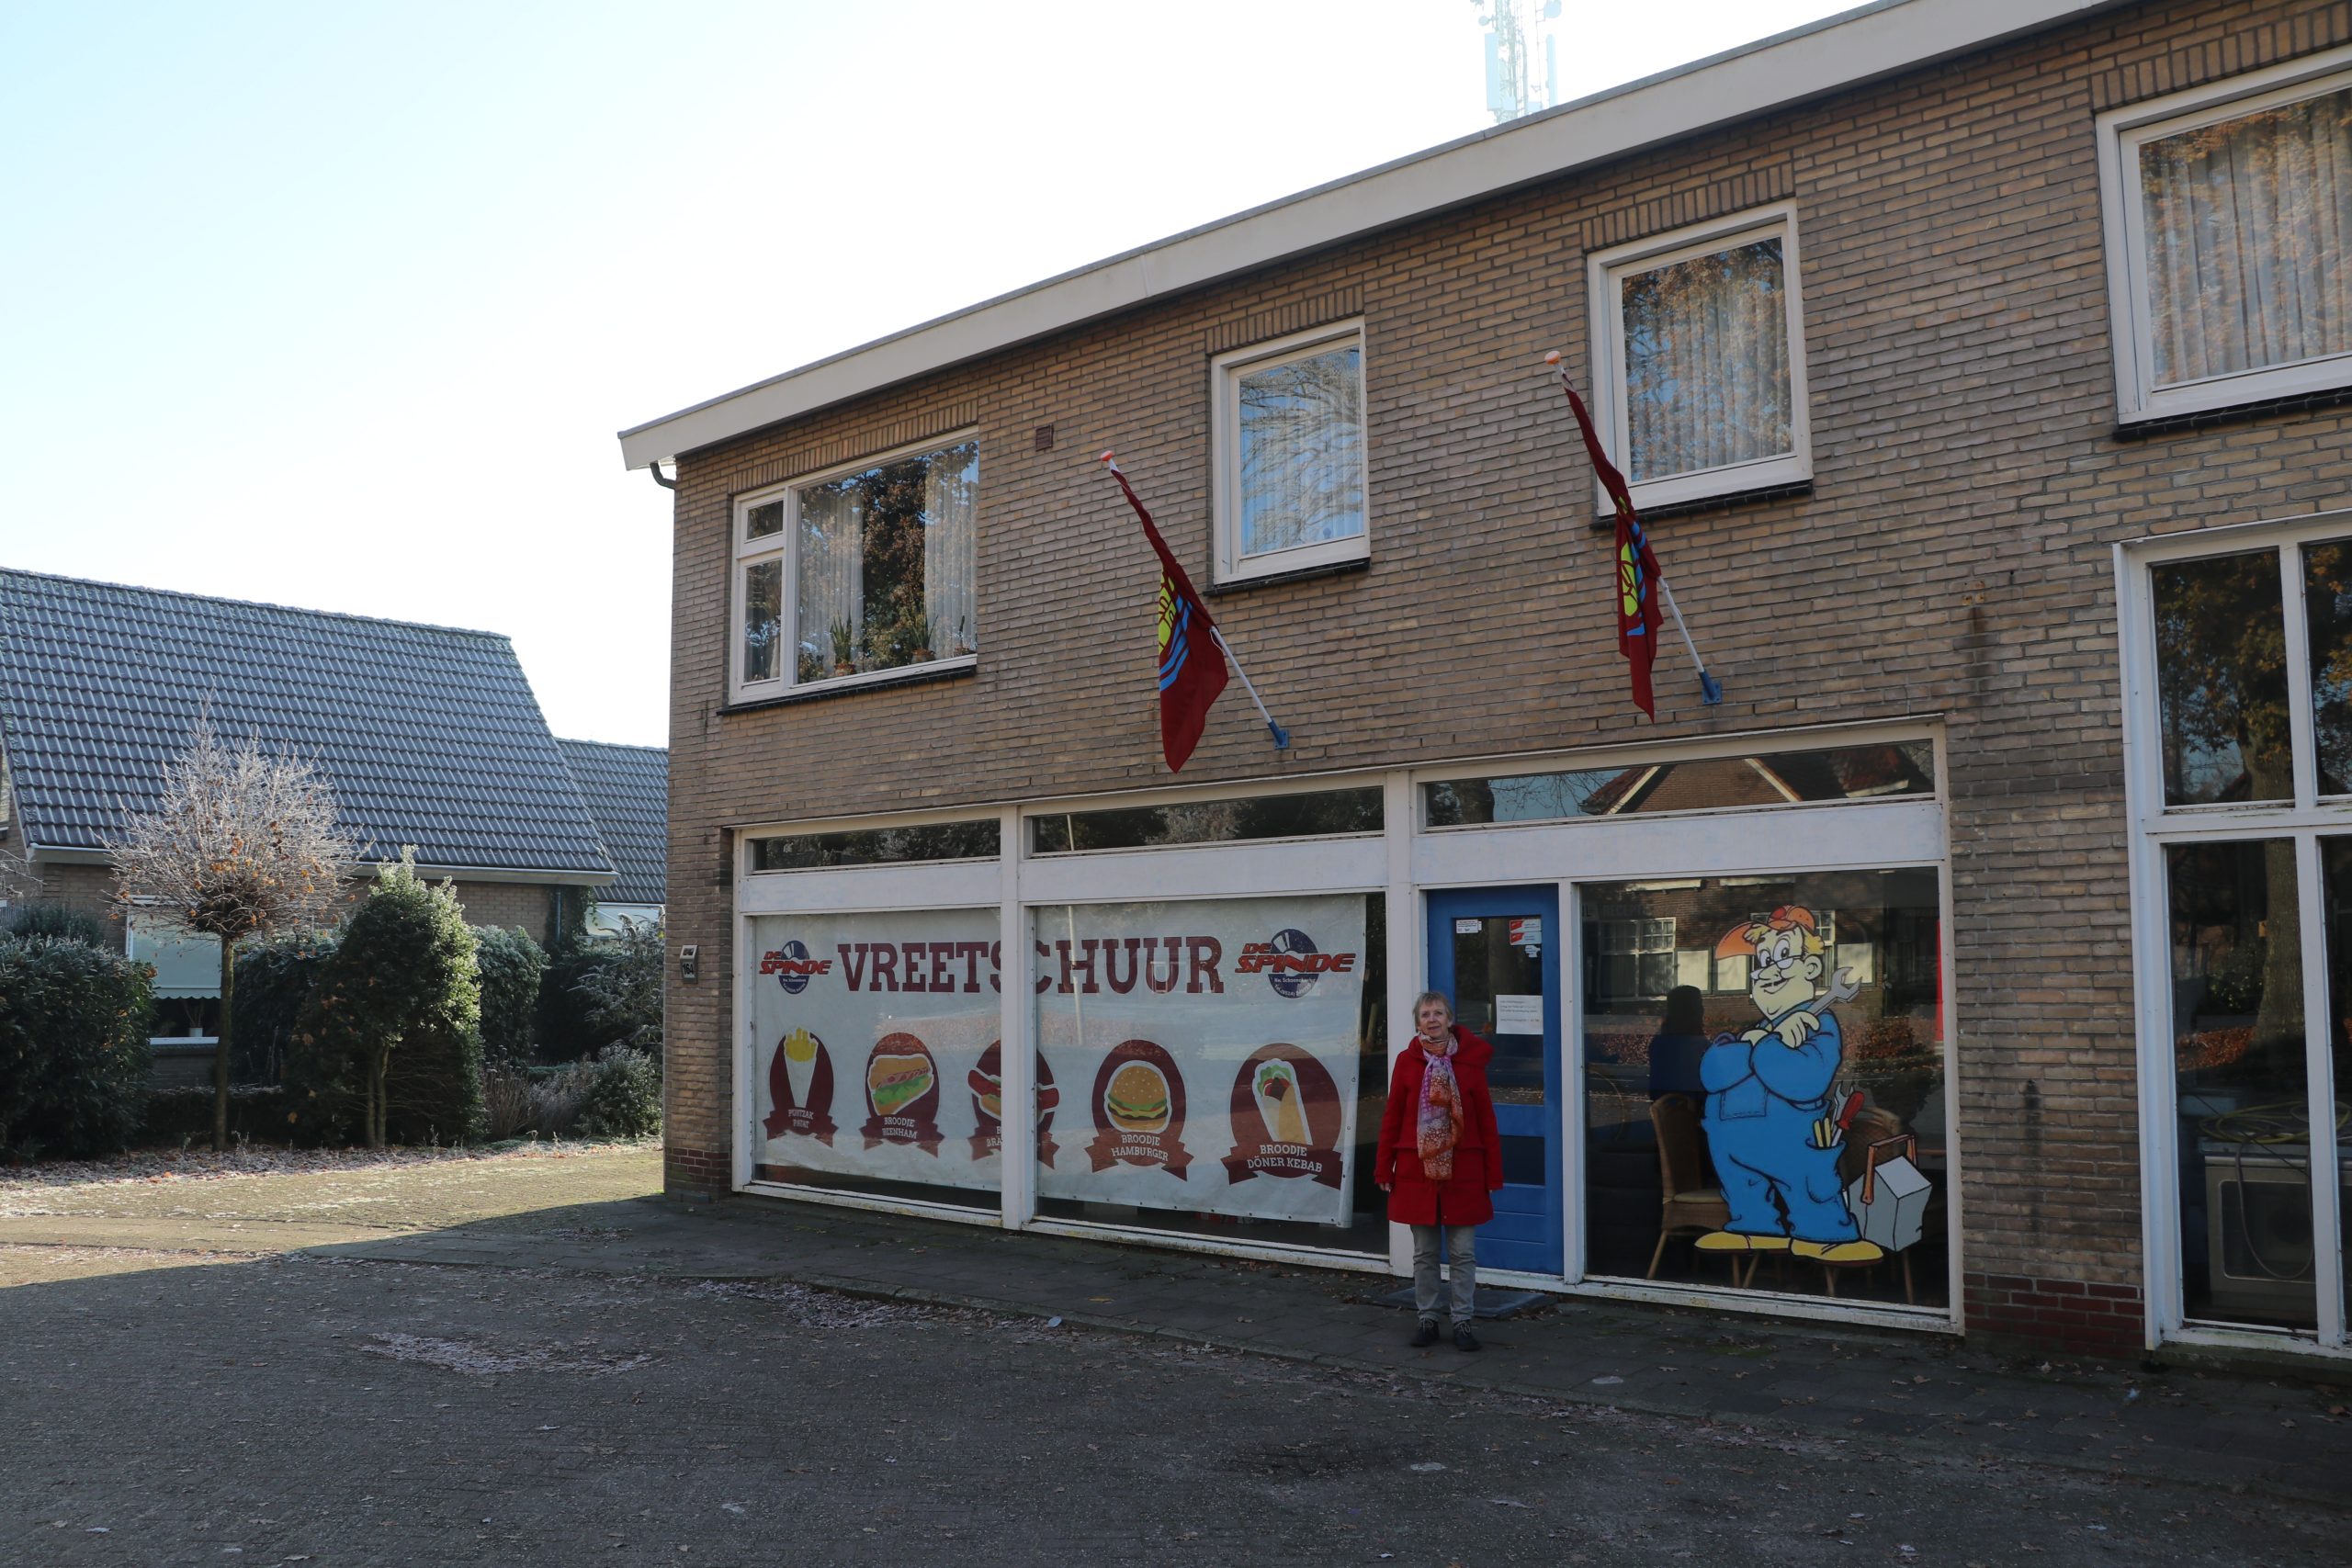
[
  {"x1": 361, "y1": 1333, "x2": 655, "y2": 1377},
  {"x1": 0, "y1": 1139, "x2": 650, "y2": 1212}
]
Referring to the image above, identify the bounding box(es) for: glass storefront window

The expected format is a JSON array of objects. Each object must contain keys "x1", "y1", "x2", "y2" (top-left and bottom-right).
[
  {"x1": 1030, "y1": 788, "x2": 1382, "y2": 853},
  {"x1": 2303, "y1": 542, "x2": 2352, "y2": 795},
  {"x1": 2322, "y1": 839, "x2": 2352, "y2": 1334},
  {"x1": 1425, "y1": 740, "x2": 1934, "y2": 828},
  {"x1": 2153, "y1": 552, "x2": 2291, "y2": 807},
  {"x1": 2169, "y1": 840, "x2": 2318, "y2": 1328},
  {"x1": 751, "y1": 819, "x2": 1000, "y2": 872},
  {"x1": 747, "y1": 908, "x2": 1003, "y2": 1211},
  {"x1": 1030, "y1": 893, "x2": 1387, "y2": 1254},
  {"x1": 1579, "y1": 869, "x2": 1947, "y2": 1309}
]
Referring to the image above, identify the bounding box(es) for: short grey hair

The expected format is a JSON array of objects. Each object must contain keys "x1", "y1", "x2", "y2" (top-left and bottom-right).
[{"x1": 1411, "y1": 990, "x2": 1454, "y2": 1021}]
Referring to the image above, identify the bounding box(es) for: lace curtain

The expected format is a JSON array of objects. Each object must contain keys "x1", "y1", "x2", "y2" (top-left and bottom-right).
[
  {"x1": 2140, "y1": 85, "x2": 2352, "y2": 387},
  {"x1": 922, "y1": 441, "x2": 979, "y2": 659},
  {"x1": 791, "y1": 440, "x2": 978, "y2": 682},
  {"x1": 1236, "y1": 344, "x2": 1364, "y2": 558},
  {"x1": 1620, "y1": 236, "x2": 1792, "y2": 483}
]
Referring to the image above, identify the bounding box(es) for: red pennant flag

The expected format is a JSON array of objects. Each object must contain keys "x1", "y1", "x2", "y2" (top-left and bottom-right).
[
  {"x1": 1103, "y1": 459, "x2": 1230, "y2": 771},
  {"x1": 1552, "y1": 370, "x2": 1664, "y2": 719}
]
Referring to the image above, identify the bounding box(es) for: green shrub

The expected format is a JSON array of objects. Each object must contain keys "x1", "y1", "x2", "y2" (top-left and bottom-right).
[
  {"x1": 471, "y1": 925, "x2": 546, "y2": 1071},
  {"x1": 3, "y1": 902, "x2": 107, "y2": 946},
  {"x1": 535, "y1": 936, "x2": 605, "y2": 1062},
  {"x1": 287, "y1": 857, "x2": 484, "y2": 1147},
  {"x1": 230, "y1": 930, "x2": 339, "y2": 1084},
  {"x1": 577, "y1": 1045, "x2": 662, "y2": 1138},
  {"x1": 573, "y1": 919, "x2": 662, "y2": 1057},
  {"x1": 141, "y1": 1084, "x2": 289, "y2": 1147},
  {"x1": 0, "y1": 935, "x2": 153, "y2": 1159}
]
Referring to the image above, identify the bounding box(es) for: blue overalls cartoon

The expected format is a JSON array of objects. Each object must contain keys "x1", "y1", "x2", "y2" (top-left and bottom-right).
[{"x1": 1694, "y1": 907, "x2": 1883, "y2": 1266}]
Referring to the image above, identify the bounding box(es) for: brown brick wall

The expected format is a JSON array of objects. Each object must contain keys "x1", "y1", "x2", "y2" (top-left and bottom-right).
[
  {"x1": 662, "y1": 0, "x2": 2352, "y2": 1337},
  {"x1": 4, "y1": 860, "x2": 567, "y2": 949}
]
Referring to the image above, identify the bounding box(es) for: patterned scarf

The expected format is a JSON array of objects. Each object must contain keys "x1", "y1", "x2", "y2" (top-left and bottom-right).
[{"x1": 1415, "y1": 1031, "x2": 1462, "y2": 1183}]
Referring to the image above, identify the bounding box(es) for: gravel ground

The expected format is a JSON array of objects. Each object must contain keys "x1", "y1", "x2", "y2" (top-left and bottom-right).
[{"x1": 2, "y1": 1246, "x2": 2342, "y2": 1568}]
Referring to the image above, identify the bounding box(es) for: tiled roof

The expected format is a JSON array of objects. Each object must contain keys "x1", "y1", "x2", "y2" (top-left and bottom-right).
[
  {"x1": 0, "y1": 570, "x2": 614, "y2": 879},
  {"x1": 557, "y1": 739, "x2": 667, "y2": 908}
]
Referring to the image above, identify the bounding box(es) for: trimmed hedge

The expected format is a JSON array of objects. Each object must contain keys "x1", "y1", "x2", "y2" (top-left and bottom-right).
[
  {"x1": 0, "y1": 935, "x2": 153, "y2": 1159},
  {"x1": 230, "y1": 931, "x2": 339, "y2": 1084},
  {"x1": 472, "y1": 925, "x2": 545, "y2": 1070},
  {"x1": 142, "y1": 1084, "x2": 290, "y2": 1147},
  {"x1": 2, "y1": 903, "x2": 107, "y2": 946}
]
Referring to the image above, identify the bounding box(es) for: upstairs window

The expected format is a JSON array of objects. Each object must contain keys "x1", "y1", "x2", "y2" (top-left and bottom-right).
[
  {"x1": 2101, "y1": 49, "x2": 2352, "y2": 423},
  {"x1": 731, "y1": 434, "x2": 978, "y2": 702},
  {"x1": 1588, "y1": 204, "x2": 1811, "y2": 511},
  {"x1": 1211, "y1": 322, "x2": 1369, "y2": 583}
]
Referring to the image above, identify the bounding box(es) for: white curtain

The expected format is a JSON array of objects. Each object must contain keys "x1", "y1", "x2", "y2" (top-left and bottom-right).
[
  {"x1": 1237, "y1": 344, "x2": 1365, "y2": 558},
  {"x1": 1620, "y1": 236, "x2": 1792, "y2": 482},
  {"x1": 922, "y1": 440, "x2": 979, "y2": 658},
  {"x1": 794, "y1": 479, "x2": 864, "y2": 681},
  {"x1": 2140, "y1": 85, "x2": 2352, "y2": 387}
]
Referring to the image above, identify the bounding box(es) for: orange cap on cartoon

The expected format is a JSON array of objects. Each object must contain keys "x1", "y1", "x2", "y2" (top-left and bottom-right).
[{"x1": 1713, "y1": 905, "x2": 1826, "y2": 960}]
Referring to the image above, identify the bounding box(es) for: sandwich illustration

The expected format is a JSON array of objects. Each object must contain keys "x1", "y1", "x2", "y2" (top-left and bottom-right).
[
  {"x1": 1253, "y1": 1058, "x2": 1308, "y2": 1145},
  {"x1": 1105, "y1": 1061, "x2": 1171, "y2": 1135},
  {"x1": 868, "y1": 1050, "x2": 935, "y2": 1117},
  {"x1": 781, "y1": 1027, "x2": 821, "y2": 1109}
]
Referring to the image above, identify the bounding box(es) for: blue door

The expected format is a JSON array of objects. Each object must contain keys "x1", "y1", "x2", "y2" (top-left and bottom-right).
[{"x1": 1424, "y1": 886, "x2": 1563, "y2": 1277}]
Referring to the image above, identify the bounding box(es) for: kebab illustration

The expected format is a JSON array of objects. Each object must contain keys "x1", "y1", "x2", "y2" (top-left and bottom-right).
[
  {"x1": 1104, "y1": 1060, "x2": 1171, "y2": 1135},
  {"x1": 1252, "y1": 1057, "x2": 1309, "y2": 1145},
  {"x1": 780, "y1": 1027, "x2": 822, "y2": 1111}
]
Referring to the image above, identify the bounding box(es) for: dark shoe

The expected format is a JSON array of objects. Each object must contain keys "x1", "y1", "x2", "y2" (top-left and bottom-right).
[
  {"x1": 1410, "y1": 1319, "x2": 1440, "y2": 1348},
  {"x1": 1453, "y1": 1325, "x2": 1481, "y2": 1352}
]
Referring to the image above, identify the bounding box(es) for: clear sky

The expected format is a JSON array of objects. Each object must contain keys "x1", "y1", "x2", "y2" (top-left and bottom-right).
[{"x1": 0, "y1": 0, "x2": 1857, "y2": 747}]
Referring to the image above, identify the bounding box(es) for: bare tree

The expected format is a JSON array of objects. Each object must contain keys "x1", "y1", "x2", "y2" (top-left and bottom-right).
[{"x1": 107, "y1": 722, "x2": 356, "y2": 1150}]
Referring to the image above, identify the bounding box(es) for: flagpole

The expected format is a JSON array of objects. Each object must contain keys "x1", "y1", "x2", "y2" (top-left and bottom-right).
[
  {"x1": 1544, "y1": 352, "x2": 1724, "y2": 706},
  {"x1": 1100, "y1": 452, "x2": 1291, "y2": 751}
]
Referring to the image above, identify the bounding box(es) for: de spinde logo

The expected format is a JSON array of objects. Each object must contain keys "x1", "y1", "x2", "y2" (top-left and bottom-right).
[
  {"x1": 1235, "y1": 927, "x2": 1356, "y2": 998},
  {"x1": 759, "y1": 939, "x2": 831, "y2": 995}
]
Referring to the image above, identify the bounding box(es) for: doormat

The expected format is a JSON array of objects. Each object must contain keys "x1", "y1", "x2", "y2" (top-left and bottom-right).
[{"x1": 1375, "y1": 1286, "x2": 1544, "y2": 1320}]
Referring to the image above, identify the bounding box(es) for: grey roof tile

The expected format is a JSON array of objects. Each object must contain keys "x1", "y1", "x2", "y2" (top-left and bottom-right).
[
  {"x1": 557, "y1": 738, "x2": 666, "y2": 908},
  {"x1": 0, "y1": 570, "x2": 613, "y2": 878}
]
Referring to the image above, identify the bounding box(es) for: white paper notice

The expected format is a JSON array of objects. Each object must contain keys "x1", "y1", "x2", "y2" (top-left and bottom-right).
[{"x1": 1493, "y1": 994, "x2": 1544, "y2": 1036}]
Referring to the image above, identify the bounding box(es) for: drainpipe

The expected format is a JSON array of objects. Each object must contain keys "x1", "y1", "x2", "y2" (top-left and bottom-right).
[{"x1": 650, "y1": 463, "x2": 676, "y2": 491}]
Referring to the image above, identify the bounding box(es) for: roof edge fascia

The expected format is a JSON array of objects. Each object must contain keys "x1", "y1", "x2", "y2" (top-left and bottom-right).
[{"x1": 616, "y1": 0, "x2": 2123, "y2": 469}]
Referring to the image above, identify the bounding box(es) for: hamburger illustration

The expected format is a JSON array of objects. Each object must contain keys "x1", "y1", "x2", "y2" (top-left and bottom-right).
[
  {"x1": 969, "y1": 1060, "x2": 1002, "y2": 1122},
  {"x1": 867, "y1": 1050, "x2": 935, "y2": 1117},
  {"x1": 1104, "y1": 1060, "x2": 1171, "y2": 1134}
]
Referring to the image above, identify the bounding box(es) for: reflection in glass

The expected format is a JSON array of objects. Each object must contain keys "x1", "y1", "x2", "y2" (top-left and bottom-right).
[
  {"x1": 2154, "y1": 552, "x2": 2290, "y2": 806},
  {"x1": 1578, "y1": 869, "x2": 1946, "y2": 1309},
  {"x1": 2169, "y1": 840, "x2": 2316, "y2": 1329},
  {"x1": 1451, "y1": 918, "x2": 1545, "y2": 1108},
  {"x1": 1425, "y1": 740, "x2": 1933, "y2": 828},
  {"x1": 2139, "y1": 85, "x2": 2352, "y2": 388},
  {"x1": 745, "y1": 500, "x2": 784, "y2": 540},
  {"x1": 751, "y1": 818, "x2": 1001, "y2": 872},
  {"x1": 742, "y1": 559, "x2": 783, "y2": 684},
  {"x1": 2304, "y1": 541, "x2": 2352, "y2": 794},
  {"x1": 2317, "y1": 840, "x2": 2352, "y2": 1331},
  {"x1": 793, "y1": 440, "x2": 978, "y2": 684},
  {"x1": 1032, "y1": 787, "x2": 1382, "y2": 853},
  {"x1": 1621, "y1": 236, "x2": 1792, "y2": 482},
  {"x1": 1237, "y1": 343, "x2": 1363, "y2": 559}
]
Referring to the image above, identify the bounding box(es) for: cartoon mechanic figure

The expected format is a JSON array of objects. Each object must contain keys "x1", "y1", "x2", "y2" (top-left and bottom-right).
[{"x1": 1694, "y1": 907, "x2": 1882, "y2": 1265}]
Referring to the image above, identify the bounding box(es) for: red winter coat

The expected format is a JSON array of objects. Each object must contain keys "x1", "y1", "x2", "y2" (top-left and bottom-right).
[{"x1": 1375, "y1": 1027, "x2": 1505, "y2": 1227}]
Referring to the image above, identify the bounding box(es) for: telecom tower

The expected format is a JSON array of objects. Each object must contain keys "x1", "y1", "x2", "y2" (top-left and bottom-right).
[{"x1": 1475, "y1": 0, "x2": 1561, "y2": 124}]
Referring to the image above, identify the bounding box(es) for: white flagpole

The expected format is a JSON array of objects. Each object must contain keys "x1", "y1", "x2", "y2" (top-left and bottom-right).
[{"x1": 1211, "y1": 628, "x2": 1290, "y2": 750}]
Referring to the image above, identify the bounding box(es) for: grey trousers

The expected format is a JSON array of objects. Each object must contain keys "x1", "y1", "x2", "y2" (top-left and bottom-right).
[{"x1": 1410, "y1": 1223, "x2": 1478, "y2": 1325}]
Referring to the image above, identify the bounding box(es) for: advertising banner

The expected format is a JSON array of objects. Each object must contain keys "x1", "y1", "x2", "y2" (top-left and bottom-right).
[
  {"x1": 748, "y1": 909, "x2": 1005, "y2": 1193},
  {"x1": 1035, "y1": 895, "x2": 1368, "y2": 1225}
]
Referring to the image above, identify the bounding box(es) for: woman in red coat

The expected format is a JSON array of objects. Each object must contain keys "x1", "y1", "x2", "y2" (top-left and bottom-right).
[{"x1": 1376, "y1": 989, "x2": 1505, "y2": 1350}]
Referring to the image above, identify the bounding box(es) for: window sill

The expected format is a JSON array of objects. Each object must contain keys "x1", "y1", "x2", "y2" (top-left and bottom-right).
[
  {"x1": 2115, "y1": 381, "x2": 2352, "y2": 440},
  {"x1": 1204, "y1": 557, "x2": 1371, "y2": 598},
  {"x1": 721, "y1": 658, "x2": 977, "y2": 714},
  {"x1": 1588, "y1": 479, "x2": 1813, "y2": 529}
]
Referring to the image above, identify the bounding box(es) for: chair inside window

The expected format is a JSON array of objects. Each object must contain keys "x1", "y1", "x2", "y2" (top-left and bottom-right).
[{"x1": 1647, "y1": 1093, "x2": 1744, "y2": 1283}]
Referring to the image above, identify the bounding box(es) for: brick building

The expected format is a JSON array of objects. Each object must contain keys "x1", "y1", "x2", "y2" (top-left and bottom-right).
[
  {"x1": 621, "y1": 0, "x2": 2352, "y2": 1365},
  {"x1": 0, "y1": 570, "x2": 626, "y2": 1077}
]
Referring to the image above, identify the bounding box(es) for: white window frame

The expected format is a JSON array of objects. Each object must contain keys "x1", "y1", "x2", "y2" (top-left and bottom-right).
[
  {"x1": 729, "y1": 429, "x2": 980, "y2": 705},
  {"x1": 1586, "y1": 202, "x2": 1812, "y2": 513},
  {"x1": 1209, "y1": 320, "x2": 1371, "y2": 585},
  {"x1": 2098, "y1": 44, "x2": 2352, "y2": 425},
  {"x1": 2117, "y1": 509, "x2": 2352, "y2": 1359}
]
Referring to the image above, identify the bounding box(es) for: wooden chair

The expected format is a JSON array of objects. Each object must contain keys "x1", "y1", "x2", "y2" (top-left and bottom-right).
[{"x1": 1647, "y1": 1094, "x2": 1745, "y2": 1284}]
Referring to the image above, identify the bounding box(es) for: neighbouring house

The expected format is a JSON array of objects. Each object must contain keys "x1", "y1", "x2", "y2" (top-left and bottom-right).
[
  {"x1": 558, "y1": 738, "x2": 669, "y2": 932},
  {"x1": 621, "y1": 0, "x2": 2352, "y2": 1371},
  {"x1": 0, "y1": 569, "x2": 622, "y2": 1079}
]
